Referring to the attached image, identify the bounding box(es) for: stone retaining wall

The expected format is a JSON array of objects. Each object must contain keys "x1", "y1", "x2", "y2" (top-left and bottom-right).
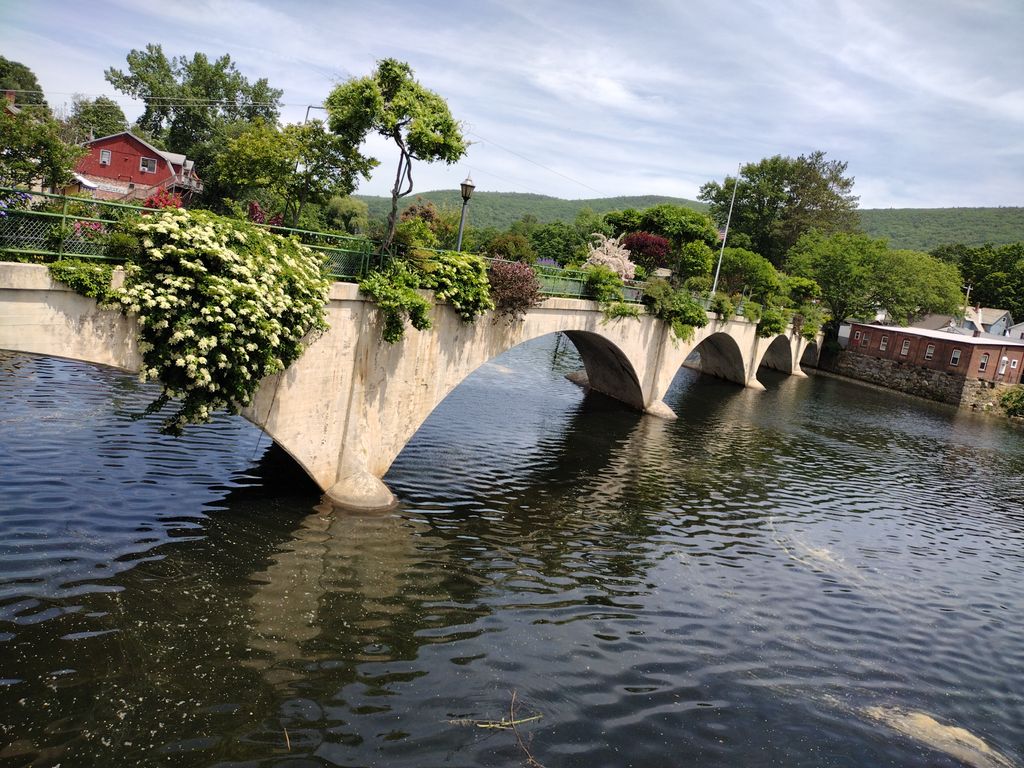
[{"x1": 834, "y1": 351, "x2": 1016, "y2": 412}]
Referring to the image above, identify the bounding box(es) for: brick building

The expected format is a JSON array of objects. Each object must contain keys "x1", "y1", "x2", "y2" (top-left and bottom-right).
[{"x1": 848, "y1": 323, "x2": 1024, "y2": 385}]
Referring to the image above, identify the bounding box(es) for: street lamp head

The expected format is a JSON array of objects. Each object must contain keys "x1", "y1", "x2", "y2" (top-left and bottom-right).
[{"x1": 460, "y1": 175, "x2": 475, "y2": 202}]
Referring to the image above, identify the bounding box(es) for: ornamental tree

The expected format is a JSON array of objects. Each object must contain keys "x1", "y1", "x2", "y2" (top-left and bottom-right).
[
  {"x1": 325, "y1": 59, "x2": 466, "y2": 253},
  {"x1": 621, "y1": 231, "x2": 671, "y2": 272}
]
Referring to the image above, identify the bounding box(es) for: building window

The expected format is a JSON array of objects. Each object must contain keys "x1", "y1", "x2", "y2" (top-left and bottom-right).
[
  {"x1": 900, "y1": 340, "x2": 911, "y2": 356},
  {"x1": 950, "y1": 349, "x2": 961, "y2": 366},
  {"x1": 853, "y1": 330, "x2": 861, "y2": 342},
  {"x1": 99, "y1": 149, "x2": 111, "y2": 166},
  {"x1": 979, "y1": 353, "x2": 990, "y2": 372},
  {"x1": 924, "y1": 344, "x2": 935, "y2": 360},
  {"x1": 140, "y1": 157, "x2": 158, "y2": 173},
  {"x1": 1012, "y1": 359, "x2": 1019, "y2": 370},
  {"x1": 879, "y1": 335, "x2": 889, "y2": 351},
  {"x1": 998, "y1": 357, "x2": 1009, "y2": 375},
  {"x1": 860, "y1": 333, "x2": 870, "y2": 347}
]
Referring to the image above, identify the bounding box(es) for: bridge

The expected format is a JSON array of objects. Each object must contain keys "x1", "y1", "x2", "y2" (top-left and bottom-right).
[{"x1": 0, "y1": 262, "x2": 819, "y2": 509}]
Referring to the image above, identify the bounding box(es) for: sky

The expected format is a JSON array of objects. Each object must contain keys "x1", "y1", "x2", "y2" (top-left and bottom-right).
[{"x1": 2, "y1": 0, "x2": 1023, "y2": 209}]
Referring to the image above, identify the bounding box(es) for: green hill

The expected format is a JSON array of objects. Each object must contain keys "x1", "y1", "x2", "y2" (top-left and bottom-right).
[
  {"x1": 858, "y1": 207, "x2": 1024, "y2": 250},
  {"x1": 354, "y1": 191, "x2": 707, "y2": 230},
  {"x1": 355, "y1": 190, "x2": 1024, "y2": 251}
]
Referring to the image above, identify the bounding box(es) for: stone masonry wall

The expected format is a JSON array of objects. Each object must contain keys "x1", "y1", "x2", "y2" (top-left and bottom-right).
[{"x1": 834, "y1": 351, "x2": 966, "y2": 405}]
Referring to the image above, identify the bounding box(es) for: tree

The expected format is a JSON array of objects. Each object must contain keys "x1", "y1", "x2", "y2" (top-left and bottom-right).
[
  {"x1": 325, "y1": 59, "x2": 466, "y2": 253},
  {"x1": 637, "y1": 204, "x2": 719, "y2": 249},
  {"x1": 528, "y1": 221, "x2": 587, "y2": 266},
  {"x1": 105, "y1": 44, "x2": 282, "y2": 157},
  {"x1": 673, "y1": 240, "x2": 714, "y2": 282},
  {"x1": 327, "y1": 196, "x2": 370, "y2": 234},
  {"x1": 603, "y1": 208, "x2": 643, "y2": 236},
  {"x1": 214, "y1": 119, "x2": 375, "y2": 226},
  {"x1": 486, "y1": 233, "x2": 536, "y2": 263},
  {"x1": 0, "y1": 56, "x2": 47, "y2": 111},
  {"x1": 786, "y1": 232, "x2": 962, "y2": 345},
  {"x1": 0, "y1": 109, "x2": 84, "y2": 188},
  {"x1": 699, "y1": 152, "x2": 859, "y2": 267},
  {"x1": 715, "y1": 247, "x2": 781, "y2": 301},
  {"x1": 67, "y1": 96, "x2": 127, "y2": 141},
  {"x1": 953, "y1": 242, "x2": 1024, "y2": 321}
]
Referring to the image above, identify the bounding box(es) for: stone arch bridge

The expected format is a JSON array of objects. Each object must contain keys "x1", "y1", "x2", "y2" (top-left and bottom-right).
[{"x1": 0, "y1": 263, "x2": 819, "y2": 509}]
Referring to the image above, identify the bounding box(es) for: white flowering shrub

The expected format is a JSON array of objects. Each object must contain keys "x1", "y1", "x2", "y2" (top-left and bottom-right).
[
  {"x1": 583, "y1": 234, "x2": 637, "y2": 280},
  {"x1": 118, "y1": 208, "x2": 329, "y2": 434}
]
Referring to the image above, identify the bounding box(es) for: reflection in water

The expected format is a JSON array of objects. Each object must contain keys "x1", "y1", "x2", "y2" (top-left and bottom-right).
[{"x1": 1, "y1": 340, "x2": 1023, "y2": 767}]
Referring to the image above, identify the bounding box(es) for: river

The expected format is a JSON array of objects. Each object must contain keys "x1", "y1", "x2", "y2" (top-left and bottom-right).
[{"x1": 1, "y1": 335, "x2": 1022, "y2": 767}]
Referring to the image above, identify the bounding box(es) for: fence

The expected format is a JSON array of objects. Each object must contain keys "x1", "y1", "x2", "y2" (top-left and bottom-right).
[{"x1": 0, "y1": 188, "x2": 646, "y2": 303}]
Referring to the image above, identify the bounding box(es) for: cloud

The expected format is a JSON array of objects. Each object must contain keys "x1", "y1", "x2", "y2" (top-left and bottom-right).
[{"x1": 1, "y1": 0, "x2": 1022, "y2": 207}]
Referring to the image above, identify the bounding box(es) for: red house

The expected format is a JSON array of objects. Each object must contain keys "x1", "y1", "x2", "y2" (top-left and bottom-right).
[{"x1": 74, "y1": 132, "x2": 203, "y2": 202}]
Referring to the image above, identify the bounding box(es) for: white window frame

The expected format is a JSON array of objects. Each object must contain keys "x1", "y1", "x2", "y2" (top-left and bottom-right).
[
  {"x1": 879, "y1": 335, "x2": 889, "y2": 351},
  {"x1": 1012, "y1": 359, "x2": 1019, "y2": 370},
  {"x1": 979, "y1": 353, "x2": 990, "y2": 372},
  {"x1": 99, "y1": 149, "x2": 111, "y2": 166},
  {"x1": 860, "y1": 333, "x2": 870, "y2": 347},
  {"x1": 998, "y1": 357, "x2": 1008, "y2": 375},
  {"x1": 924, "y1": 344, "x2": 935, "y2": 361},
  {"x1": 139, "y1": 156, "x2": 158, "y2": 174},
  {"x1": 900, "y1": 339, "x2": 911, "y2": 356},
  {"x1": 853, "y1": 330, "x2": 861, "y2": 342},
  {"x1": 950, "y1": 349, "x2": 961, "y2": 366}
]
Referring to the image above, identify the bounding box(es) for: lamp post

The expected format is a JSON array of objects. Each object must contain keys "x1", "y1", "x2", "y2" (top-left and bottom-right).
[{"x1": 456, "y1": 174, "x2": 475, "y2": 252}]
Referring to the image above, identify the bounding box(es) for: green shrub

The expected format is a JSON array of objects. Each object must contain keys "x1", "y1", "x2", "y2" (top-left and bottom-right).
[
  {"x1": 642, "y1": 277, "x2": 709, "y2": 340},
  {"x1": 757, "y1": 305, "x2": 787, "y2": 337},
  {"x1": 739, "y1": 300, "x2": 762, "y2": 323},
  {"x1": 1000, "y1": 386, "x2": 1024, "y2": 417},
  {"x1": 359, "y1": 260, "x2": 432, "y2": 344},
  {"x1": 48, "y1": 259, "x2": 114, "y2": 302},
  {"x1": 118, "y1": 208, "x2": 329, "y2": 434},
  {"x1": 602, "y1": 301, "x2": 642, "y2": 322},
  {"x1": 710, "y1": 292, "x2": 734, "y2": 319},
  {"x1": 417, "y1": 250, "x2": 494, "y2": 322},
  {"x1": 793, "y1": 302, "x2": 827, "y2": 340},
  {"x1": 105, "y1": 232, "x2": 142, "y2": 262},
  {"x1": 585, "y1": 264, "x2": 624, "y2": 303}
]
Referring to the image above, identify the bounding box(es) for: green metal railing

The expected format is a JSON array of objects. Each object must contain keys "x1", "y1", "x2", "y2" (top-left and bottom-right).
[{"x1": 0, "y1": 187, "x2": 647, "y2": 303}]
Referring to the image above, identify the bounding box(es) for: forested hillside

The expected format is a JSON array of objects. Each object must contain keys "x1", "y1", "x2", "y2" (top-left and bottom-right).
[
  {"x1": 858, "y1": 208, "x2": 1024, "y2": 250},
  {"x1": 353, "y1": 191, "x2": 707, "y2": 230},
  {"x1": 357, "y1": 190, "x2": 1024, "y2": 250}
]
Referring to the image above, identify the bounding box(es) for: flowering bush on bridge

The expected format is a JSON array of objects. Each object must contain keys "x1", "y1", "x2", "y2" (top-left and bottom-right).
[{"x1": 118, "y1": 208, "x2": 329, "y2": 434}]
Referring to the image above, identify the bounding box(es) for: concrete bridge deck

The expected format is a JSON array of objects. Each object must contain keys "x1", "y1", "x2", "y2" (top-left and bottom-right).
[{"x1": 0, "y1": 262, "x2": 819, "y2": 509}]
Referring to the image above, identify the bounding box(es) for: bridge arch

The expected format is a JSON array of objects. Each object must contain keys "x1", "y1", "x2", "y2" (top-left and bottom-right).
[
  {"x1": 690, "y1": 331, "x2": 748, "y2": 386},
  {"x1": 758, "y1": 334, "x2": 797, "y2": 375}
]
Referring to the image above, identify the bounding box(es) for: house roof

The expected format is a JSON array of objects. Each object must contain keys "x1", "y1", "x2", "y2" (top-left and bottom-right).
[
  {"x1": 911, "y1": 313, "x2": 957, "y2": 331},
  {"x1": 965, "y1": 306, "x2": 1013, "y2": 327},
  {"x1": 850, "y1": 321, "x2": 1024, "y2": 347}
]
